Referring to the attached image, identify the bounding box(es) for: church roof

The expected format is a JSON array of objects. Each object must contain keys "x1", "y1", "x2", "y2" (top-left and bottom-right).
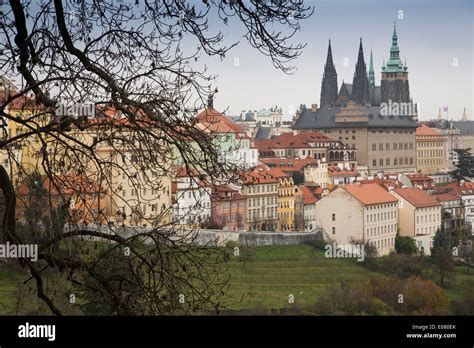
[
  {"x1": 292, "y1": 105, "x2": 418, "y2": 130},
  {"x1": 338, "y1": 83, "x2": 352, "y2": 99},
  {"x1": 452, "y1": 121, "x2": 474, "y2": 134},
  {"x1": 255, "y1": 127, "x2": 272, "y2": 140}
]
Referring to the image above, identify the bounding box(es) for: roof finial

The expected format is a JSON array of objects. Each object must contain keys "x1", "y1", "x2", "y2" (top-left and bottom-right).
[{"x1": 462, "y1": 107, "x2": 468, "y2": 121}]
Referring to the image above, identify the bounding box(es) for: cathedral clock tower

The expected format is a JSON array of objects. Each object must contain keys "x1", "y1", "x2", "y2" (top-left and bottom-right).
[{"x1": 381, "y1": 23, "x2": 410, "y2": 103}]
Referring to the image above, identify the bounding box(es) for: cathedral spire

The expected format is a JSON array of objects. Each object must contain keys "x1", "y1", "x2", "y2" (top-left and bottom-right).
[
  {"x1": 369, "y1": 49, "x2": 375, "y2": 89},
  {"x1": 351, "y1": 38, "x2": 370, "y2": 105},
  {"x1": 326, "y1": 39, "x2": 334, "y2": 68},
  {"x1": 462, "y1": 107, "x2": 468, "y2": 121},
  {"x1": 357, "y1": 38, "x2": 365, "y2": 66},
  {"x1": 320, "y1": 39, "x2": 338, "y2": 107}
]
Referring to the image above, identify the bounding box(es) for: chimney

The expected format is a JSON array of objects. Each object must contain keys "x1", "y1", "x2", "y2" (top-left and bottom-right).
[
  {"x1": 311, "y1": 104, "x2": 318, "y2": 112},
  {"x1": 207, "y1": 94, "x2": 213, "y2": 108}
]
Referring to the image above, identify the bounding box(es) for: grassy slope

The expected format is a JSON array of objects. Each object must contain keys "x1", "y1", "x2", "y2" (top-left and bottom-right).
[
  {"x1": 0, "y1": 244, "x2": 473, "y2": 314},
  {"x1": 224, "y1": 244, "x2": 383, "y2": 310},
  {"x1": 0, "y1": 262, "x2": 25, "y2": 314}
]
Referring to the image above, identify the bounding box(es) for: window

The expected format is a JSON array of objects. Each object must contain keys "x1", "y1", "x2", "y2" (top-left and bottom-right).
[
  {"x1": 332, "y1": 227, "x2": 336, "y2": 234},
  {"x1": 386, "y1": 158, "x2": 390, "y2": 165},
  {"x1": 372, "y1": 159, "x2": 377, "y2": 167},
  {"x1": 394, "y1": 143, "x2": 398, "y2": 150},
  {"x1": 379, "y1": 143, "x2": 383, "y2": 151},
  {"x1": 394, "y1": 158, "x2": 398, "y2": 165},
  {"x1": 379, "y1": 159, "x2": 384, "y2": 166},
  {"x1": 372, "y1": 143, "x2": 377, "y2": 151},
  {"x1": 332, "y1": 213, "x2": 335, "y2": 221},
  {"x1": 386, "y1": 143, "x2": 390, "y2": 150}
]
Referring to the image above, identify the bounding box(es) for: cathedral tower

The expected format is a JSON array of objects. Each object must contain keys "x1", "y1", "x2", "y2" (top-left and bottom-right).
[
  {"x1": 351, "y1": 38, "x2": 370, "y2": 105},
  {"x1": 320, "y1": 40, "x2": 338, "y2": 107},
  {"x1": 381, "y1": 23, "x2": 410, "y2": 103}
]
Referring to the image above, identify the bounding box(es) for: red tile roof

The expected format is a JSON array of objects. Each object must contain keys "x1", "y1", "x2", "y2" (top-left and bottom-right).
[
  {"x1": 243, "y1": 169, "x2": 279, "y2": 185},
  {"x1": 433, "y1": 182, "x2": 474, "y2": 196},
  {"x1": 432, "y1": 193, "x2": 461, "y2": 202},
  {"x1": 299, "y1": 185, "x2": 317, "y2": 204},
  {"x1": 328, "y1": 163, "x2": 358, "y2": 177},
  {"x1": 344, "y1": 183, "x2": 398, "y2": 205},
  {"x1": 196, "y1": 107, "x2": 244, "y2": 134},
  {"x1": 393, "y1": 188, "x2": 441, "y2": 208},
  {"x1": 254, "y1": 131, "x2": 336, "y2": 151},
  {"x1": 259, "y1": 158, "x2": 318, "y2": 172},
  {"x1": 416, "y1": 124, "x2": 441, "y2": 136},
  {"x1": 17, "y1": 175, "x2": 103, "y2": 196},
  {"x1": 360, "y1": 178, "x2": 404, "y2": 189},
  {"x1": 407, "y1": 174, "x2": 434, "y2": 182},
  {"x1": 266, "y1": 167, "x2": 290, "y2": 178}
]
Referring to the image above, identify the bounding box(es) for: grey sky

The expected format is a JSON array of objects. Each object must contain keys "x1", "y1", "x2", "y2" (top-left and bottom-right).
[{"x1": 203, "y1": 0, "x2": 473, "y2": 121}]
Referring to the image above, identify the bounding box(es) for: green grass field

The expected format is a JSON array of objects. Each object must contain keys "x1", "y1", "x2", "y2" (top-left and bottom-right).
[
  {"x1": 0, "y1": 262, "x2": 25, "y2": 315},
  {"x1": 0, "y1": 244, "x2": 473, "y2": 314},
  {"x1": 223, "y1": 244, "x2": 383, "y2": 310}
]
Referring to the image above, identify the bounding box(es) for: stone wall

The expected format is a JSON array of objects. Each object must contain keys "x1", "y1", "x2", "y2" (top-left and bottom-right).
[{"x1": 65, "y1": 224, "x2": 323, "y2": 247}]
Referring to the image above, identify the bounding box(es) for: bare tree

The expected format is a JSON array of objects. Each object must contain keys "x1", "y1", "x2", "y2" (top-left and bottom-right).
[{"x1": 0, "y1": 0, "x2": 312, "y2": 315}]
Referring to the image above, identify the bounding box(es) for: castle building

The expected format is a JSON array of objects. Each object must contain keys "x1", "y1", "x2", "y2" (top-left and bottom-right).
[{"x1": 293, "y1": 24, "x2": 417, "y2": 175}]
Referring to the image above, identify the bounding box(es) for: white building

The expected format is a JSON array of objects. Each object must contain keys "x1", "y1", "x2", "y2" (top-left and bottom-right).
[
  {"x1": 315, "y1": 183, "x2": 398, "y2": 256},
  {"x1": 299, "y1": 186, "x2": 317, "y2": 231},
  {"x1": 304, "y1": 160, "x2": 330, "y2": 188},
  {"x1": 172, "y1": 167, "x2": 211, "y2": 226},
  {"x1": 233, "y1": 134, "x2": 259, "y2": 169},
  {"x1": 389, "y1": 187, "x2": 442, "y2": 255}
]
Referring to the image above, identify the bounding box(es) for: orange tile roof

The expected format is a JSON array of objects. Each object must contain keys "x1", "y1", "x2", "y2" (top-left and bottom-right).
[
  {"x1": 360, "y1": 178, "x2": 404, "y2": 189},
  {"x1": 393, "y1": 188, "x2": 441, "y2": 208},
  {"x1": 196, "y1": 107, "x2": 244, "y2": 133},
  {"x1": 0, "y1": 91, "x2": 40, "y2": 110},
  {"x1": 328, "y1": 163, "x2": 358, "y2": 177},
  {"x1": 344, "y1": 183, "x2": 398, "y2": 205},
  {"x1": 299, "y1": 185, "x2": 317, "y2": 204},
  {"x1": 174, "y1": 166, "x2": 202, "y2": 178},
  {"x1": 416, "y1": 124, "x2": 441, "y2": 136},
  {"x1": 407, "y1": 174, "x2": 434, "y2": 182},
  {"x1": 432, "y1": 193, "x2": 461, "y2": 202},
  {"x1": 433, "y1": 182, "x2": 474, "y2": 196},
  {"x1": 266, "y1": 167, "x2": 290, "y2": 178},
  {"x1": 17, "y1": 175, "x2": 103, "y2": 196},
  {"x1": 243, "y1": 170, "x2": 279, "y2": 185}
]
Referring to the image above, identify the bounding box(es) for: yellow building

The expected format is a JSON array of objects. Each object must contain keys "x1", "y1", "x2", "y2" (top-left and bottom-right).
[
  {"x1": 65, "y1": 115, "x2": 173, "y2": 228},
  {"x1": 0, "y1": 80, "x2": 50, "y2": 183},
  {"x1": 267, "y1": 167, "x2": 301, "y2": 231},
  {"x1": 416, "y1": 124, "x2": 448, "y2": 174}
]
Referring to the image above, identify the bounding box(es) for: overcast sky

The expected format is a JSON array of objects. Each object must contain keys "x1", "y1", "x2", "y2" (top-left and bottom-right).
[{"x1": 202, "y1": 0, "x2": 473, "y2": 121}]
